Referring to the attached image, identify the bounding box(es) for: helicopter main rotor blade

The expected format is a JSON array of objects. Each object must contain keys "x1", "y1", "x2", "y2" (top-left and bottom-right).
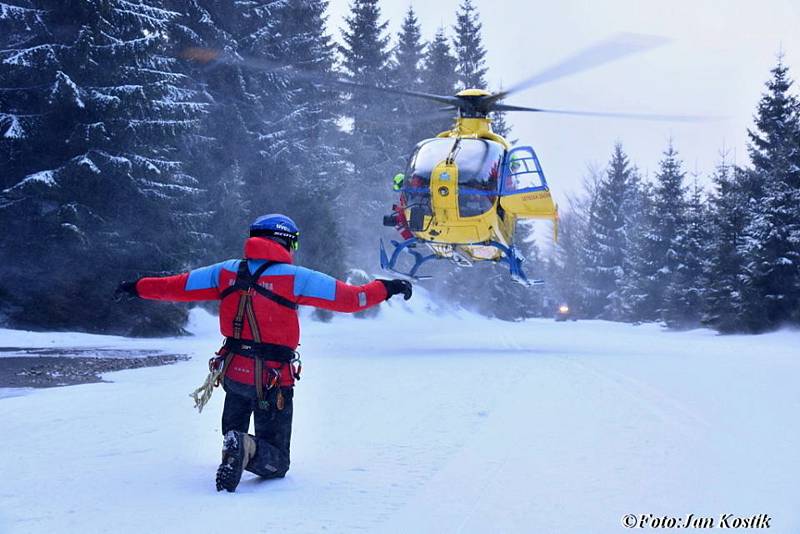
[
  {"x1": 179, "y1": 47, "x2": 461, "y2": 107},
  {"x1": 489, "y1": 33, "x2": 670, "y2": 103},
  {"x1": 492, "y1": 102, "x2": 716, "y2": 122},
  {"x1": 327, "y1": 78, "x2": 461, "y2": 107}
]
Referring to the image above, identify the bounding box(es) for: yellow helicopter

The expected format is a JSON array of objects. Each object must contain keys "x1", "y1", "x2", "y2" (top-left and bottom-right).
[
  {"x1": 183, "y1": 33, "x2": 704, "y2": 285},
  {"x1": 379, "y1": 87, "x2": 558, "y2": 284}
]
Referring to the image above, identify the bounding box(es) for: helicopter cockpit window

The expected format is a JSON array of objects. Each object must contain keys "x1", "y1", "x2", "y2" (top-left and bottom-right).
[
  {"x1": 402, "y1": 138, "x2": 503, "y2": 218},
  {"x1": 455, "y1": 139, "x2": 503, "y2": 217},
  {"x1": 402, "y1": 139, "x2": 439, "y2": 216},
  {"x1": 503, "y1": 146, "x2": 547, "y2": 193}
]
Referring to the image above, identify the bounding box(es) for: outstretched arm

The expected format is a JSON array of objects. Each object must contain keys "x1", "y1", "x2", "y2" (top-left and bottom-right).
[
  {"x1": 126, "y1": 260, "x2": 237, "y2": 302},
  {"x1": 292, "y1": 267, "x2": 410, "y2": 312}
]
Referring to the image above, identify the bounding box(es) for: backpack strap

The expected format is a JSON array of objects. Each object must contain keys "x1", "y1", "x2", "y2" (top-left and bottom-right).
[
  {"x1": 220, "y1": 260, "x2": 298, "y2": 310},
  {"x1": 251, "y1": 283, "x2": 298, "y2": 310},
  {"x1": 219, "y1": 260, "x2": 257, "y2": 300}
]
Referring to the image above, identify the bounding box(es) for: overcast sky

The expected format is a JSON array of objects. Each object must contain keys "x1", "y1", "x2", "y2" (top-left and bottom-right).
[{"x1": 326, "y1": 0, "x2": 800, "y2": 205}]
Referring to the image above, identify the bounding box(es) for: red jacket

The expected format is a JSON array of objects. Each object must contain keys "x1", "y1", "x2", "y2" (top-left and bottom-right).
[{"x1": 136, "y1": 237, "x2": 387, "y2": 386}]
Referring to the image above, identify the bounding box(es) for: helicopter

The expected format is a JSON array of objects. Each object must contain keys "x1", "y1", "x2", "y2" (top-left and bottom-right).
[
  {"x1": 182, "y1": 33, "x2": 707, "y2": 285},
  {"x1": 378, "y1": 89, "x2": 557, "y2": 285}
]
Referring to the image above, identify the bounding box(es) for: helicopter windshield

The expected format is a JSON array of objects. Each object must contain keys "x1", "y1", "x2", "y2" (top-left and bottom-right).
[{"x1": 404, "y1": 138, "x2": 503, "y2": 218}]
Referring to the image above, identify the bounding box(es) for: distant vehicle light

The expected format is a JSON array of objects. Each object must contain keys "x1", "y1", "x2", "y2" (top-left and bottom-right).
[{"x1": 559, "y1": 305, "x2": 570, "y2": 313}]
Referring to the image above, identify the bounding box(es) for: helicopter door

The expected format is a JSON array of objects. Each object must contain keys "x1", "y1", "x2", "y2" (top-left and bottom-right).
[{"x1": 499, "y1": 146, "x2": 558, "y2": 221}]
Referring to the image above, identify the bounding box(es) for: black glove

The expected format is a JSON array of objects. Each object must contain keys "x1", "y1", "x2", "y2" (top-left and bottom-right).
[
  {"x1": 378, "y1": 279, "x2": 413, "y2": 301},
  {"x1": 114, "y1": 280, "x2": 139, "y2": 300}
]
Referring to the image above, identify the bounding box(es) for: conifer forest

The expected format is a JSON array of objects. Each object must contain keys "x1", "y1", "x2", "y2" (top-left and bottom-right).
[{"x1": 1, "y1": 0, "x2": 799, "y2": 335}]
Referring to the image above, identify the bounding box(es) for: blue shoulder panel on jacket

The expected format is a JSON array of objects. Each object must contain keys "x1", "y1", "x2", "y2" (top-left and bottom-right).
[
  {"x1": 247, "y1": 260, "x2": 296, "y2": 276},
  {"x1": 293, "y1": 266, "x2": 337, "y2": 301},
  {"x1": 185, "y1": 260, "x2": 239, "y2": 291}
]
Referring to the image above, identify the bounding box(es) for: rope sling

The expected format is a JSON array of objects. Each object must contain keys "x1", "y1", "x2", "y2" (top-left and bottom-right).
[{"x1": 190, "y1": 260, "x2": 299, "y2": 413}]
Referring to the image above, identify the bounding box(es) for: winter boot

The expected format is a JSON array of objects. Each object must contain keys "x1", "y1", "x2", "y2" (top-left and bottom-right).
[{"x1": 216, "y1": 430, "x2": 257, "y2": 492}]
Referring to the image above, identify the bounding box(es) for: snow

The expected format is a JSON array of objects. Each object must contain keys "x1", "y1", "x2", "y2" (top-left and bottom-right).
[
  {"x1": 89, "y1": 89, "x2": 121, "y2": 106},
  {"x1": 51, "y1": 71, "x2": 85, "y2": 109},
  {"x1": 2, "y1": 44, "x2": 59, "y2": 67},
  {"x1": 117, "y1": 0, "x2": 182, "y2": 20},
  {"x1": 77, "y1": 155, "x2": 101, "y2": 174},
  {"x1": 22, "y1": 168, "x2": 55, "y2": 184},
  {"x1": 104, "y1": 84, "x2": 145, "y2": 94},
  {"x1": 138, "y1": 179, "x2": 201, "y2": 195},
  {"x1": 1, "y1": 293, "x2": 799, "y2": 533},
  {"x1": 60, "y1": 222, "x2": 83, "y2": 236},
  {"x1": 1, "y1": 113, "x2": 24, "y2": 139},
  {"x1": 127, "y1": 118, "x2": 200, "y2": 128},
  {"x1": 3, "y1": 169, "x2": 56, "y2": 193},
  {"x1": 0, "y1": 2, "x2": 39, "y2": 18}
]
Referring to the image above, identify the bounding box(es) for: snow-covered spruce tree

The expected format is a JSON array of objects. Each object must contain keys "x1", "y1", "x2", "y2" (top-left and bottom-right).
[
  {"x1": 581, "y1": 143, "x2": 631, "y2": 319},
  {"x1": 338, "y1": 0, "x2": 397, "y2": 266},
  {"x1": 737, "y1": 57, "x2": 800, "y2": 331},
  {"x1": 547, "y1": 171, "x2": 601, "y2": 317},
  {"x1": 661, "y1": 178, "x2": 710, "y2": 328},
  {"x1": 452, "y1": 0, "x2": 487, "y2": 90},
  {"x1": 421, "y1": 25, "x2": 458, "y2": 135},
  {"x1": 606, "y1": 160, "x2": 644, "y2": 320},
  {"x1": 653, "y1": 144, "x2": 689, "y2": 289},
  {"x1": 616, "y1": 179, "x2": 656, "y2": 322},
  {"x1": 392, "y1": 6, "x2": 429, "y2": 153},
  {"x1": 650, "y1": 144, "x2": 689, "y2": 322},
  {"x1": 0, "y1": 0, "x2": 205, "y2": 334},
  {"x1": 394, "y1": 7, "x2": 424, "y2": 90},
  {"x1": 619, "y1": 144, "x2": 687, "y2": 323},
  {"x1": 702, "y1": 156, "x2": 752, "y2": 332}
]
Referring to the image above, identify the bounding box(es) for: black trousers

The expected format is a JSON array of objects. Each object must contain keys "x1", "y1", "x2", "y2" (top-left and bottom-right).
[{"x1": 221, "y1": 378, "x2": 294, "y2": 479}]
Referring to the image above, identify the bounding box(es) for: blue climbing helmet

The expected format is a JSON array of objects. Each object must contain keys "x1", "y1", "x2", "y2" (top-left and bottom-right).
[{"x1": 249, "y1": 214, "x2": 300, "y2": 251}]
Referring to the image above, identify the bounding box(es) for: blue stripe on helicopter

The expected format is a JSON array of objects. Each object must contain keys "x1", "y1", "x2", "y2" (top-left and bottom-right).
[{"x1": 400, "y1": 187, "x2": 498, "y2": 196}]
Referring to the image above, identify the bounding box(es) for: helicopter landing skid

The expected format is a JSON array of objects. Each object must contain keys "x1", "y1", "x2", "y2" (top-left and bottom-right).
[
  {"x1": 380, "y1": 238, "x2": 544, "y2": 286},
  {"x1": 488, "y1": 240, "x2": 544, "y2": 287},
  {"x1": 380, "y1": 238, "x2": 436, "y2": 280}
]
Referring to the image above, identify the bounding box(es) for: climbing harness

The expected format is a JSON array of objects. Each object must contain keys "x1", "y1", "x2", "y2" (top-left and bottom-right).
[{"x1": 189, "y1": 259, "x2": 301, "y2": 413}]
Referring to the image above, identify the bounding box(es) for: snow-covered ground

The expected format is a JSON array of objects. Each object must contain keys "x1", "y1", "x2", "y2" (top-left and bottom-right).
[{"x1": 1, "y1": 293, "x2": 799, "y2": 533}]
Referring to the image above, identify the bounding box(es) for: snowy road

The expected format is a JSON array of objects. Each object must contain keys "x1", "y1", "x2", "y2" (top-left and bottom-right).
[{"x1": 1, "y1": 300, "x2": 799, "y2": 533}]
